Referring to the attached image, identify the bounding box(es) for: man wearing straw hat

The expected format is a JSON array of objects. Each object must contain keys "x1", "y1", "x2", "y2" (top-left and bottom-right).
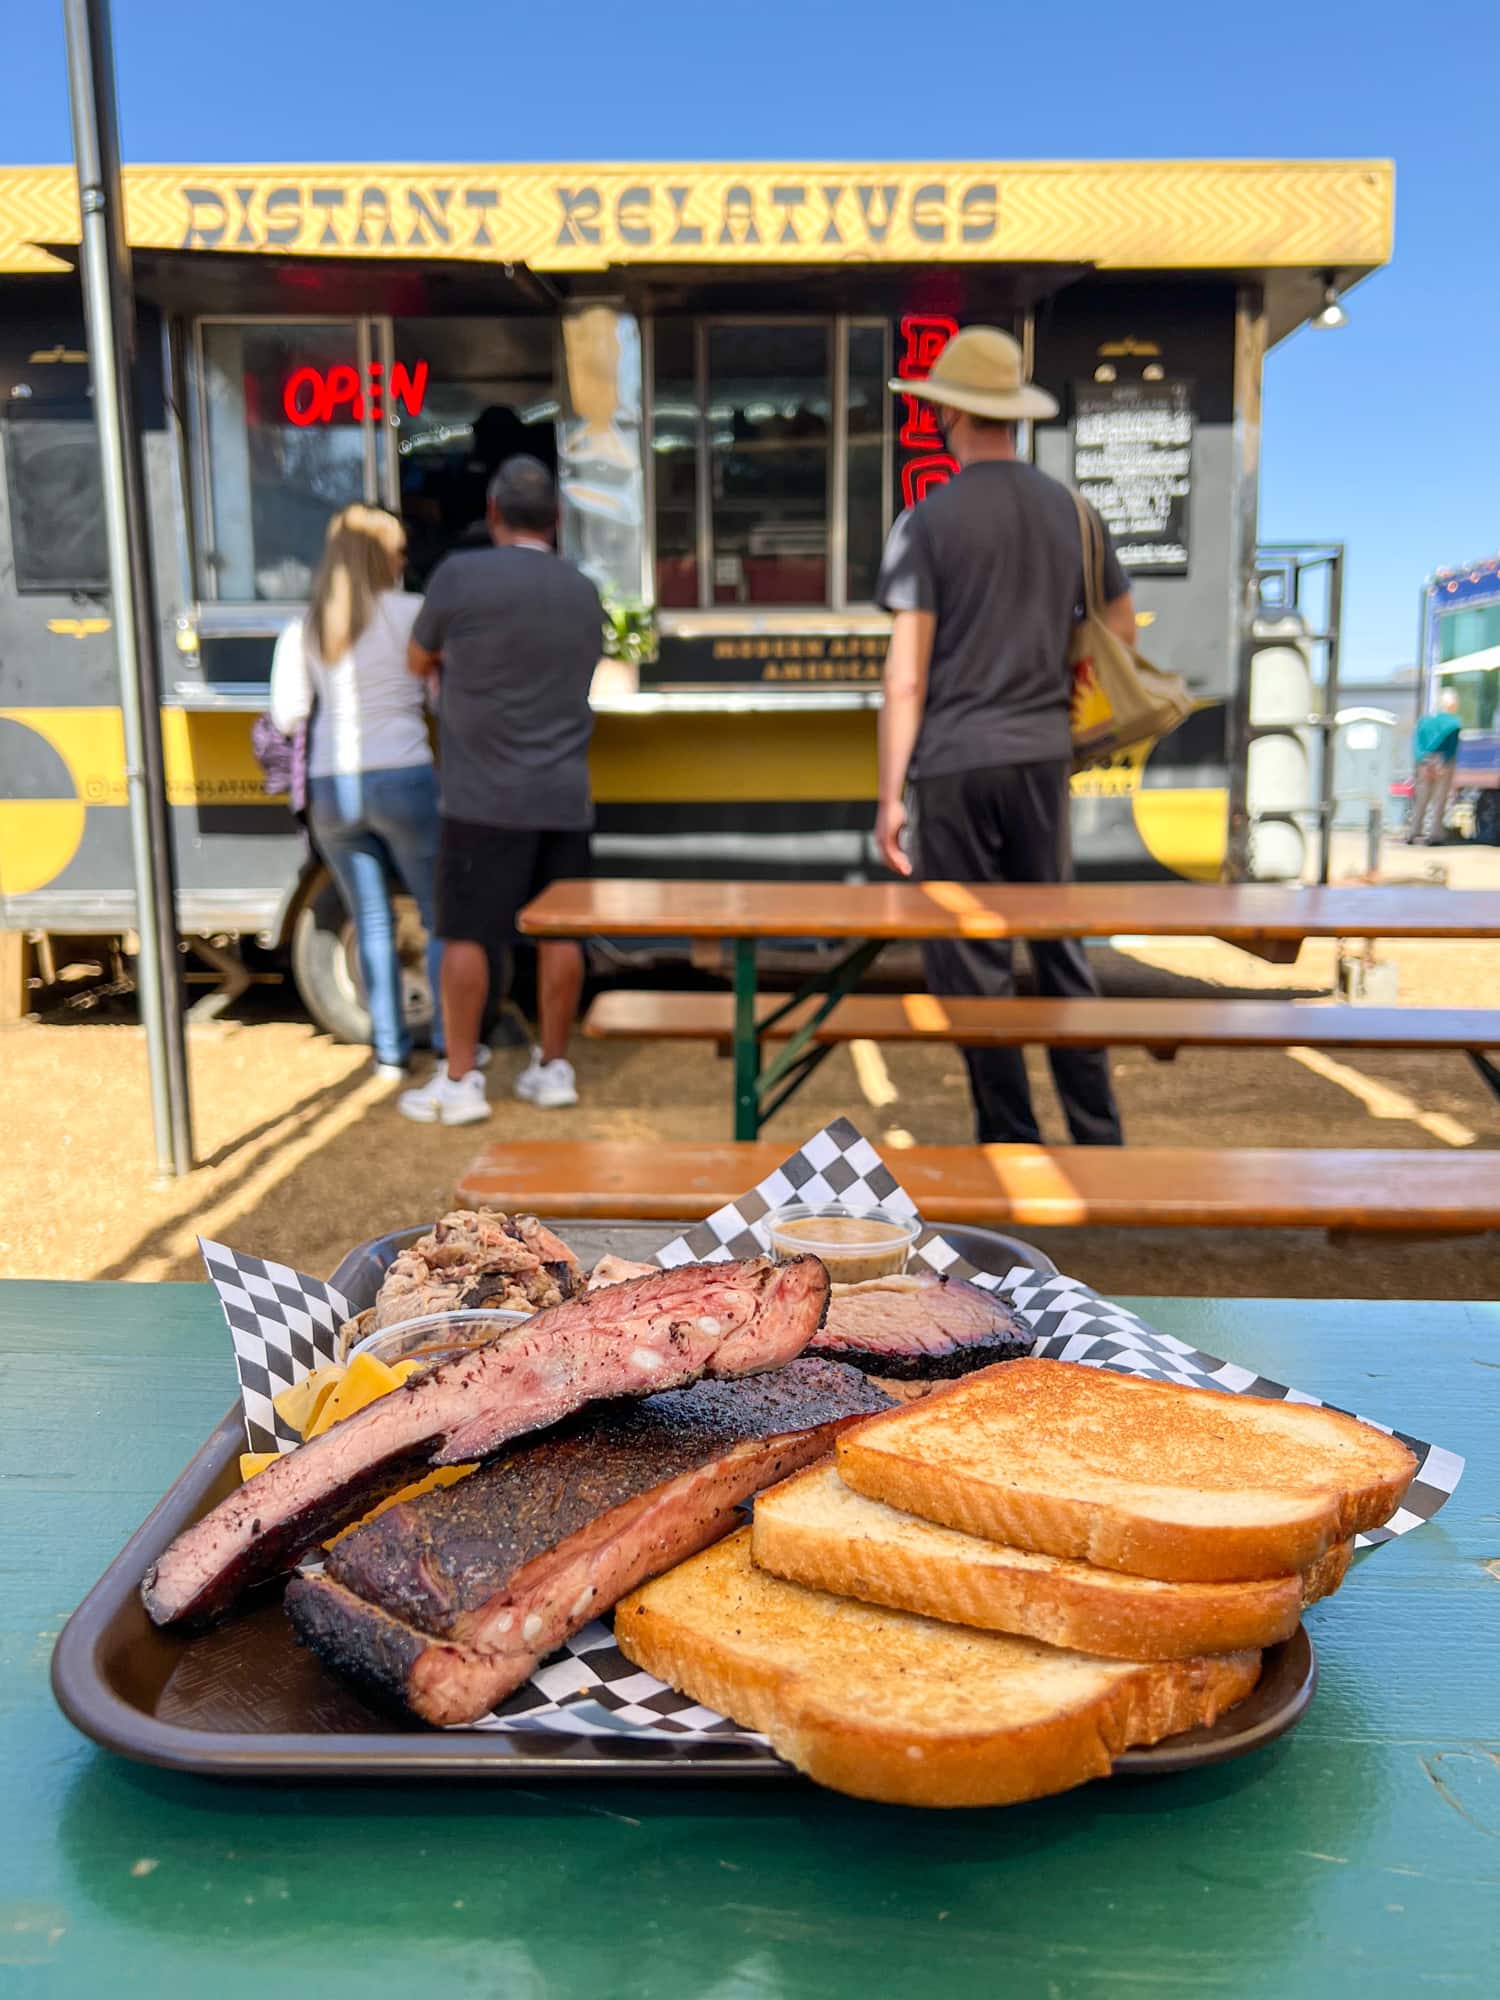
[{"x1": 874, "y1": 326, "x2": 1133, "y2": 1146}]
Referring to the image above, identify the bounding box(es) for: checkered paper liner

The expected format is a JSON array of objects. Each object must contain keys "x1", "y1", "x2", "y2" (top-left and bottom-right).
[
  {"x1": 196, "y1": 1134, "x2": 1462, "y2": 1744},
  {"x1": 198, "y1": 1237, "x2": 354, "y2": 1455}
]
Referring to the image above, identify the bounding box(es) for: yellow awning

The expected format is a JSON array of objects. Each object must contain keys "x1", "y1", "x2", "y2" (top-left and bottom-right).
[{"x1": 0, "y1": 159, "x2": 1392, "y2": 277}]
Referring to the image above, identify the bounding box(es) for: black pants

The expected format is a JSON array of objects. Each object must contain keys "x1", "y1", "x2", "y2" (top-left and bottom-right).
[{"x1": 912, "y1": 760, "x2": 1123, "y2": 1147}]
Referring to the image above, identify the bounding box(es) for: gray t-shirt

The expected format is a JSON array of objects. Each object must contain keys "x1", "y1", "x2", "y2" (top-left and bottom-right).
[
  {"x1": 876, "y1": 461, "x2": 1128, "y2": 776},
  {"x1": 412, "y1": 545, "x2": 603, "y2": 830}
]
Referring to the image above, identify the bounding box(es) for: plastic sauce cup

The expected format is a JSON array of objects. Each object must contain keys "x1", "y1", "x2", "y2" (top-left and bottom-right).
[
  {"x1": 764, "y1": 1202, "x2": 921, "y2": 1284},
  {"x1": 349, "y1": 1308, "x2": 531, "y2": 1370}
]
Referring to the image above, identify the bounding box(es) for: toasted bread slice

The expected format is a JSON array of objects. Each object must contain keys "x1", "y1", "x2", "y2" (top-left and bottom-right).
[
  {"x1": 615, "y1": 1529, "x2": 1260, "y2": 1807},
  {"x1": 835, "y1": 1358, "x2": 1416, "y2": 1583},
  {"x1": 753, "y1": 1462, "x2": 1352, "y2": 1659}
]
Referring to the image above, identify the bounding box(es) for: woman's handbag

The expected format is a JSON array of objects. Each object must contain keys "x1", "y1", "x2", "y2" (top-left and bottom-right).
[
  {"x1": 1068, "y1": 492, "x2": 1195, "y2": 771},
  {"x1": 250, "y1": 711, "x2": 309, "y2": 819}
]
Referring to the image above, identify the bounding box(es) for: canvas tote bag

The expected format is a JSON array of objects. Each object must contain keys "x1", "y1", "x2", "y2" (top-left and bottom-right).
[{"x1": 1068, "y1": 493, "x2": 1194, "y2": 771}]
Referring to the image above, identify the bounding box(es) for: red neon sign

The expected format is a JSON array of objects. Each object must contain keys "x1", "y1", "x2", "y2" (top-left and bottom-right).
[
  {"x1": 896, "y1": 313, "x2": 959, "y2": 509},
  {"x1": 282, "y1": 359, "x2": 428, "y2": 427}
]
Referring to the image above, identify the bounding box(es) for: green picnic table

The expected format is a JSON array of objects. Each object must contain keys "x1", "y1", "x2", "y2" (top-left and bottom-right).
[{"x1": 5, "y1": 1278, "x2": 1495, "y2": 1998}]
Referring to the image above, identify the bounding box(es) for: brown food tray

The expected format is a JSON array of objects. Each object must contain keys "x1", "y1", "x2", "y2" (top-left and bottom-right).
[
  {"x1": 51, "y1": 1406, "x2": 1316, "y2": 1782},
  {"x1": 50, "y1": 1217, "x2": 1316, "y2": 1784}
]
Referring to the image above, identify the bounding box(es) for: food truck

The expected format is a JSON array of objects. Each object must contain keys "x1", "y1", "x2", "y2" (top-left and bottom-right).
[
  {"x1": 0, "y1": 157, "x2": 1392, "y2": 1034},
  {"x1": 1418, "y1": 554, "x2": 1500, "y2": 843}
]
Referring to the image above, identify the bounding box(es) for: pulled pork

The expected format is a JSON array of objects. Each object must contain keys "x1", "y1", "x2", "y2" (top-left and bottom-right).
[{"x1": 338, "y1": 1211, "x2": 584, "y2": 1355}]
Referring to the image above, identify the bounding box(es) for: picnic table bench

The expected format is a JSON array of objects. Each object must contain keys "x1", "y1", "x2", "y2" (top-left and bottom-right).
[
  {"x1": 456, "y1": 1138, "x2": 1500, "y2": 1235},
  {"x1": 584, "y1": 989, "x2": 1500, "y2": 1060}
]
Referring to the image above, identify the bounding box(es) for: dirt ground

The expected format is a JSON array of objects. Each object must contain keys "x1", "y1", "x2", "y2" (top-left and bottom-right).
[{"x1": 4, "y1": 894, "x2": 1498, "y2": 1300}]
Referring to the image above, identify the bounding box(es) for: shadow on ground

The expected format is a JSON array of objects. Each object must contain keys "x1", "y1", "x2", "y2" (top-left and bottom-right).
[{"x1": 14, "y1": 928, "x2": 1499, "y2": 1300}]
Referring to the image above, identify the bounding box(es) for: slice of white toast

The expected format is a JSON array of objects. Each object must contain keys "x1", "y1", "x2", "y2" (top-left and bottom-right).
[
  {"x1": 615, "y1": 1529, "x2": 1261, "y2": 1808},
  {"x1": 753, "y1": 1462, "x2": 1352, "y2": 1659},
  {"x1": 835, "y1": 1359, "x2": 1417, "y2": 1583}
]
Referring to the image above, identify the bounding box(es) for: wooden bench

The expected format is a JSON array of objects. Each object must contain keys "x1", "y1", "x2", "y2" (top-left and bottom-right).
[
  {"x1": 457, "y1": 1140, "x2": 1500, "y2": 1234},
  {"x1": 584, "y1": 990, "x2": 1500, "y2": 1057}
]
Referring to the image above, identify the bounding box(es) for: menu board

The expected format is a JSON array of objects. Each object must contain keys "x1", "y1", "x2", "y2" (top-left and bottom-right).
[{"x1": 1073, "y1": 380, "x2": 1193, "y2": 575}]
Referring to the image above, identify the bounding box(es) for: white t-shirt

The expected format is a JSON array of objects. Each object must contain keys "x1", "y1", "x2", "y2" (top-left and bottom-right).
[{"x1": 269, "y1": 590, "x2": 430, "y2": 778}]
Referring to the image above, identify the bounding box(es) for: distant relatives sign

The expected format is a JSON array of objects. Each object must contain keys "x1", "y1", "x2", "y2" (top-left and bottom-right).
[
  {"x1": 1073, "y1": 380, "x2": 1193, "y2": 576},
  {"x1": 172, "y1": 172, "x2": 1000, "y2": 267}
]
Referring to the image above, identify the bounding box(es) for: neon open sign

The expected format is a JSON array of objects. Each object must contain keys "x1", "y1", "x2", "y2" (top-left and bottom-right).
[
  {"x1": 282, "y1": 359, "x2": 429, "y2": 426},
  {"x1": 896, "y1": 314, "x2": 959, "y2": 508}
]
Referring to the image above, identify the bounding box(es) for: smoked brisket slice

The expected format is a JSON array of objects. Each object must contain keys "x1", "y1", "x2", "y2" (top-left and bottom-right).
[
  {"x1": 808, "y1": 1271, "x2": 1035, "y2": 1382},
  {"x1": 143, "y1": 1256, "x2": 829, "y2": 1630},
  {"x1": 286, "y1": 1358, "x2": 889, "y2": 1725}
]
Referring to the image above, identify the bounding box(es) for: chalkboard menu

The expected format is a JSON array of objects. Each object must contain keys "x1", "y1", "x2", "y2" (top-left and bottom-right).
[{"x1": 1072, "y1": 380, "x2": 1193, "y2": 576}]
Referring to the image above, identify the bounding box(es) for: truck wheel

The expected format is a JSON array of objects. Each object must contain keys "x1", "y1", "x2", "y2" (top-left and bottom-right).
[
  {"x1": 291, "y1": 869, "x2": 436, "y2": 1046},
  {"x1": 1475, "y1": 793, "x2": 1500, "y2": 846}
]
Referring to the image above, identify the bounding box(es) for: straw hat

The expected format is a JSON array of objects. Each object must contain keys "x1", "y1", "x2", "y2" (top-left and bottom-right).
[{"x1": 890, "y1": 326, "x2": 1058, "y2": 422}]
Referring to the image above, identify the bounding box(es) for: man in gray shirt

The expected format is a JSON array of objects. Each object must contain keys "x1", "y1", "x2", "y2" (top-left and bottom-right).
[
  {"x1": 875, "y1": 327, "x2": 1134, "y2": 1147},
  {"x1": 398, "y1": 456, "x2": 603, "y2": 1126}
]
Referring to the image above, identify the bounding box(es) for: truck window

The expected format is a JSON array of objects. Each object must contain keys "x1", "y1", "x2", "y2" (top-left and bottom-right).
[
  {"x1": 652, "y1": 317, "x2": 893, "y2": 611},
  {"x1": 707, "y1": 322, "x2": 830, "y2": 607},
  {"x1": 845, "y1": 320, "x2": 890, "y2": 604},
  {"x1": 651, "y1": 319, "x2": 699, "y2": 608},
  {"x1": 392, "y1": 315, "x2": 555, "y2": 588},
  {"x1": 2, "y1": 397, "x2": 109, "y2": 593},
  {"x1": 1438, "y1": 602, "x2": 1500, "y2": 662},
  {"x1": 193, "y1": 321, "x2": 370, "y2": 601}
]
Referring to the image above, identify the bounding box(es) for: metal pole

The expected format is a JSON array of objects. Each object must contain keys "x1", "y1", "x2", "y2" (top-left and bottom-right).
[
  {"x1": 1225, "y1": 285, "x2": 1267, "y2": 883},
  {"x1": 1365, "y1": 803, "x2": 1382, "y2": 877},
  {"x1": 732, "y1": 938, "x2": 760, "y2": 1141},
  {"x1": 1415, "y1": 581, "x2": 1433, "y2": 725},
  {"x1": 63, "y1": 0, "x2": 193, "y2": 1175},
  {"x1": 1316, "y1": 546, "x2": 1346, "y2": 884}
]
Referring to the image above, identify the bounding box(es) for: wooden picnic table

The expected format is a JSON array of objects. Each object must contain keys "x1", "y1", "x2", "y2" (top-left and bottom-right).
[
  {"x1": 11, "y1": 1274, "x2": 1493, "y2": 1998},
  {"x1": 522, "y1": 877, "x2": 1500, "y2": 947},
  {"x1": 522, "y1": 878, "x2": 1500, "y2": 1137}
]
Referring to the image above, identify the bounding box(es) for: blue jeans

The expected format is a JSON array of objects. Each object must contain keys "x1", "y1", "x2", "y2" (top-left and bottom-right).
[{"x1": 307, "y1": 765, "x2": 444, "y2": 1066}]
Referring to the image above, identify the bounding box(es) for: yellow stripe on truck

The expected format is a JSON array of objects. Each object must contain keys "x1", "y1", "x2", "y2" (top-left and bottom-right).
[
  {"x1": 1132, "y1": 787, "x2": 1229, "y2": 881},
  {"x1": 8, "y1": 704, "x2": 880, "y2": 809},
  {"x1": 0, "y1": 706, "x2": 278, "y2": 806},
  {"x1": 2, "y1": 705, "x2": 1231, "y2": 884},
  {"x1": 0, "y1": 798, "x2": 88, "y2": 895},
  {"x1": 589, "y1": 709, "x2": 879, "y2": 804}
]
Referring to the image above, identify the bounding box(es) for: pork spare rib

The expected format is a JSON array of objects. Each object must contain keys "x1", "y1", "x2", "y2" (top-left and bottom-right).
[
  {"x1": 142, "y1": 1256, "x2": 829, "y2": 1630},
  {"x1": 285, "y1": 1357, "x2": 888, "y2": 1725}
]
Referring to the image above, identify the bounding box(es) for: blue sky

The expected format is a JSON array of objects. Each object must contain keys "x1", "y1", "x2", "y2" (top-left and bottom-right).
[{"x1": 4, "y1": 0, "x2": 1495, "y2": 675}]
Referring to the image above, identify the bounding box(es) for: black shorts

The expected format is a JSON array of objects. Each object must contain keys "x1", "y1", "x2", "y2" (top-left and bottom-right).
[{"x1": 435, "y1": 819, "x2": 592, "y2": 947}]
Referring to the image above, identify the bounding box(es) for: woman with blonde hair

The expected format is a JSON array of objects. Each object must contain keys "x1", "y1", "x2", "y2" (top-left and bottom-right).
[{"x1": 270, "y1": 505, "x2": 444, "y2": 1077}]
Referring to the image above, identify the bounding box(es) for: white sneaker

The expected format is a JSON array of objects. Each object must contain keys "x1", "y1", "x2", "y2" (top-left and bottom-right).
[
  {"x1": 514, "y1": 1049, "x2": 579, "y2": 1110},
  {"x1": 373, "y1": 1061, "x2": 408, "y2": 1083},
  {"x1": 397, "y1": 1068, "x2": 491, "y2": 1126}
]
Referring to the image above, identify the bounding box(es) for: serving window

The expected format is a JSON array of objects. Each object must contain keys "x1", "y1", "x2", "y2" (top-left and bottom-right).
[
  {"x1": 650, "y1": 317, "x2": 891, "y2": 612},
  {"x1": 191, "y1": 319, "x2": 376, "y2": 603},
  {"x1": 187, "y1": 313, "x2": 560, "y2": 604},
  {"x1": 393, "y1": 317, "x2": 556, "y2": 587}
]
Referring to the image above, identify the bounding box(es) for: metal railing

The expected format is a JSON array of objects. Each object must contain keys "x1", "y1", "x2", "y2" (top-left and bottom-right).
[{"x1": 1254, "y1": 541, "x2": 1344, "y2": 884}]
